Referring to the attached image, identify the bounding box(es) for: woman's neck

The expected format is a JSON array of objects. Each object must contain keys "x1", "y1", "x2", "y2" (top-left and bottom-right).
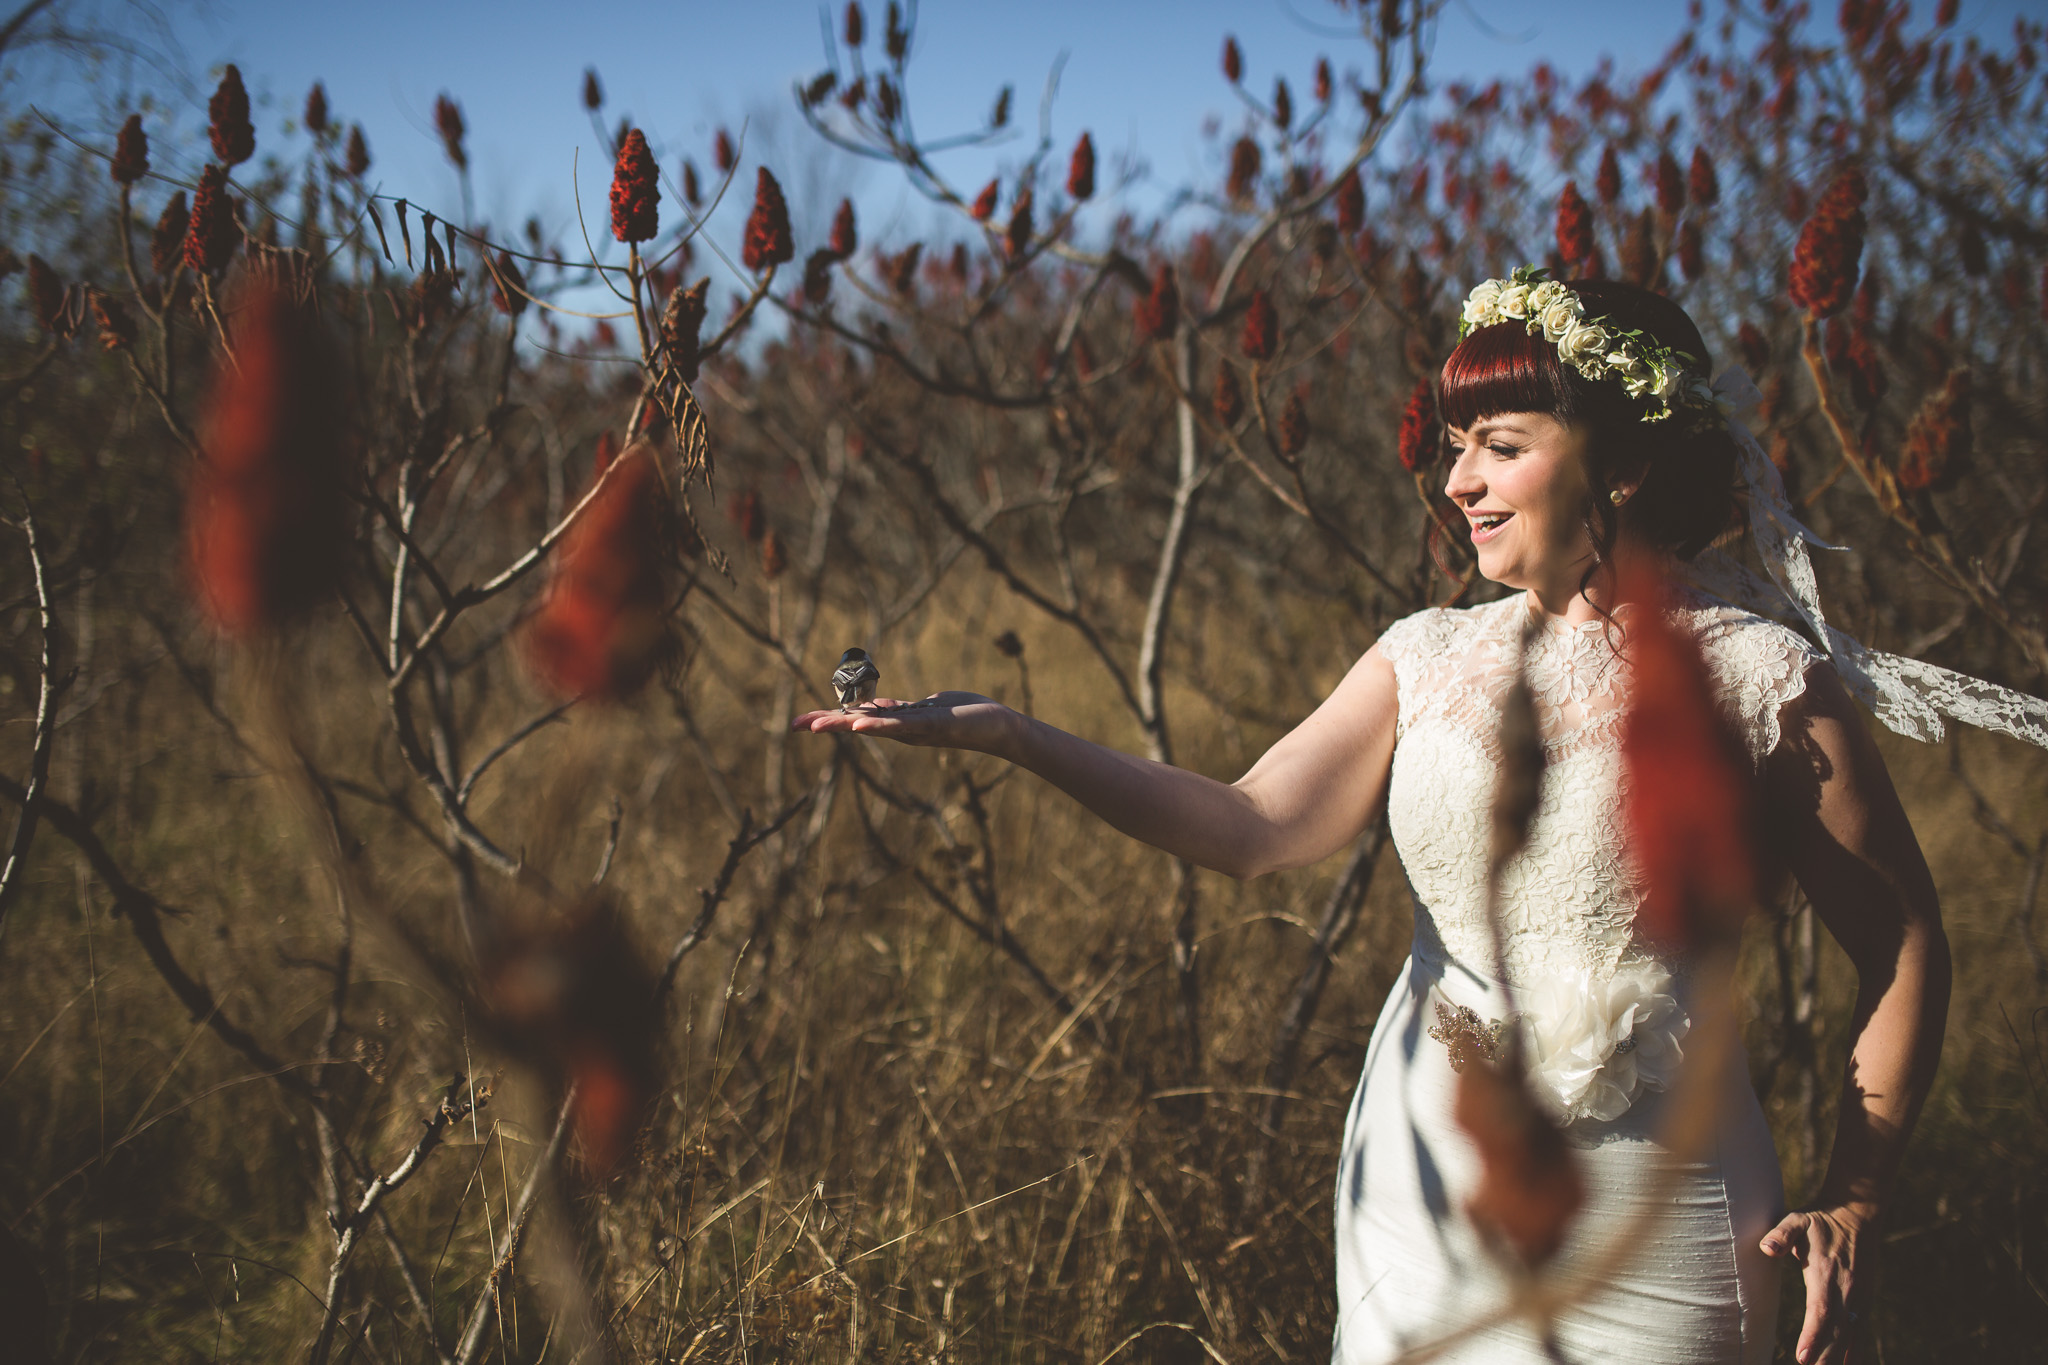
[{"x1": 1520, "y1": 541, "x2": 1674, "y2": 627}]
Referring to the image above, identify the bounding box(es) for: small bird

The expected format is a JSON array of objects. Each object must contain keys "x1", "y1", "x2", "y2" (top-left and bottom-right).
[{"x1": 831, "y1": 646, "x2": 881, "y2": 711}]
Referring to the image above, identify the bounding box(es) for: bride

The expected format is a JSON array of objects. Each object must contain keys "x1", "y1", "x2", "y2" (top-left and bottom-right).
[{"x1": 795, "y1": 275, "x2": 2039, "y2": 1362}]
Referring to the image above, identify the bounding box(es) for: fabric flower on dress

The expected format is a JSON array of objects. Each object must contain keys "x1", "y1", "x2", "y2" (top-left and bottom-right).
[{"x1": 1516, "y1": 964, "x2": 1689, "y2": 1123}]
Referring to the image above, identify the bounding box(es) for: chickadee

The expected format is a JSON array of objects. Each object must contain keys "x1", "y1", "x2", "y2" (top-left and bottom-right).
[{"x1": 831, "y1": 647, "x2": 881, "y2": 711}]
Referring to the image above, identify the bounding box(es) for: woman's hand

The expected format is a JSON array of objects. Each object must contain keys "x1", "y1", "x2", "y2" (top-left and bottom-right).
[
  {"x1": 791, "y1": 691, "x2": 1017, "y2": 757},
  {"x1": 1761, "y1": 1203, "x2": 1873, "y2": 1364}
]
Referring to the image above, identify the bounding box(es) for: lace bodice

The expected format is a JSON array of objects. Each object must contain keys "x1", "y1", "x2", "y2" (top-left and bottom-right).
[{"x1": 1380, "y1": 587, "x2": 1818, "y2": 989}]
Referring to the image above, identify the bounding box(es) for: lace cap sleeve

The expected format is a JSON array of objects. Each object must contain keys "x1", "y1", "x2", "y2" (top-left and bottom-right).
[
  {"x1": 1689, "y1": 605, "x2": 1825, "y2": 768},
  {"x1": 1376, "y1": 607, "x2": 1464, "y2": 738}
]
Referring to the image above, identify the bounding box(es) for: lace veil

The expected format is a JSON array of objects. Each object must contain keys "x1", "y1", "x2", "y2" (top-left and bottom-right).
[{"x1": 1681, "y1": 369, "x2": 2048, "y2": 749}]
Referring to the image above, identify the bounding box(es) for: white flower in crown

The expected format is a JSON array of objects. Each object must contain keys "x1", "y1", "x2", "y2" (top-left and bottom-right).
[
  {"x1": 1557, "y1": 318, "x2": 1610, "y2": 365},
  {"x1": 1606, "y1": 349, "x2": 1650, "y2": 381},
  {"x1": 1496, "y1": 281, "x2": 1534, "y2": 319},
  {"x1": 1462, "y1": 279, "x2": 1504, "y2": 328},
  {"x1": 1527, "y1": 279, "x2": 1568, "y2": 313},
  {"x1": 1537, "y1": 293, "x2": 1583, "y2": 342}
]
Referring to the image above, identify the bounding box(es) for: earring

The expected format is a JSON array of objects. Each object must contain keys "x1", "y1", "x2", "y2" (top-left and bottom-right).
[{"x1": 1609, "y1": 489, "x2": 1626, "y2": 506}]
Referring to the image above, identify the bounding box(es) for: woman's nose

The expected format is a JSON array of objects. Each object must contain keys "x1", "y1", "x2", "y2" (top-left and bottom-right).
[{"x1": 1443, "y1": 445, "x2": 1481, "y2": 503}]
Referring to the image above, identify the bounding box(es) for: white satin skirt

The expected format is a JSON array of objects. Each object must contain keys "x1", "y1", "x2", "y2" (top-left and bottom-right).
[{"x1": 1331, "y1": 953, "x2": 1784, "y2": 1364}]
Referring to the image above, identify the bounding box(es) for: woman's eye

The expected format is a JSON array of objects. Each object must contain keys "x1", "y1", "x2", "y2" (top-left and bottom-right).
[{"x1": 1488, "y1": 443, "x2": 1521, "y2": 458}]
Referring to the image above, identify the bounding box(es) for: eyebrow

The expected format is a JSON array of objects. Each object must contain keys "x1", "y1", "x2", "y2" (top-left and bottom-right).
[{"x1": 1457, "y1": 420, "x2": 1531, "y2": 440}]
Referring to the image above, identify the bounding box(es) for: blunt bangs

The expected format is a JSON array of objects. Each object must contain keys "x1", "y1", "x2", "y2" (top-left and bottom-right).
[{"x1": 1438, "y1": 318, "x2": 1577, "y2": 433}]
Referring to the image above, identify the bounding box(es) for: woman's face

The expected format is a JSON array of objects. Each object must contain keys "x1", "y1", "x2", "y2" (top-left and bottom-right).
[{"x1": 1444, "y1": 411, "x2": 1600, "y2": 605}]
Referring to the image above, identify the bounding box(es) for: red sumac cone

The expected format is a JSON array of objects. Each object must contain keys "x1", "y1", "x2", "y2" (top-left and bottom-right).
[
  {"x1": 1222, "y1": 35, "x2": 1243, "y2": 83},
  {"x1": 844, "y1": 1, "x2": 864, "y2": 46},
  {"x1": 1897, "y1": 369, "x2": 1970, "y2": 495},
  {"x1": 1133, "y1": 264, "x2": 1179, "y2": 340},
  {"x1": 1846, "y1": 328, "x2": 1887, "y2": 410},
  {"x1": 713, "y1": 128, "x2": 736, "y2": 174},
  {"x1": 1688, "y1": 146, "x2": 1718, "y2": 206},
  {"x1": 1554, "y1": 181, "x2": 1595, "y2": 269},
  {"x1": 1239, "y1": 289, "x2": 1278, "y2": 361},
  {"x1": 1067, "y1": 131, "x2": 1095, "y2": 201},
  {"x1": 1213, "y1": 363, "x2": 1244, "y2": 427},
  {"x1": 304, "y1": 82, "x2": 329, "y2": 136},
  {"x1": 801, "y1": 248, "x2": 835, "y2": 306},
  {"x1": 1398, "y1": 377, "x2": 1436, "y2": 473},
  {"x1": 885, "y1": 242, "x2": 921, "y2": 296},
  {"x1": 151, "y1": 192, "x2": 188, "y2": 275},
  {"x1": 1788, "y1": 168, "x2": 1867, "y2": 318},
  {"x1": 111, "y1": 114, "x2": 148, "y2": 185},
  {"x1": 761, "y1": 527, "x2": 787, "y2": 580},
  {"x1": 1334, "y1": 166, "x2": 1364, "y2": 236},
  {"x1": 1454, "y1": 1055, "x2": 1584, "y2": 1267},
  {"x1": 1595, "y1": 145, "x2": 1622, "y2": 205},
  {"x1": 92, "y1": 289, "x2": 135, "y2": 350},
  {"x1": 661, "y1": 277, "x2": 709, "y2": 381},
  {"x1": 1005, "y1": 188, "x2": 1033, "y2": 260},
  {"x1": 1277, "y1": 389, "x2": 1309, "y2": 456},
  {"x1": 681, "y1": 160, "x2": 702, "y2": 208},
  {"x1": 433, "y1": 94, "x2": 467, "y2": 171},
  {"x1": 1676, "y1": 217, "x2": 1703, "y2": 280},
  {"x1": 344, "y1": 125, "x2": 370, "y2": 177},
  {"x1": 184, "y1": 164, "x2": 240, "y2": 276},
  {"x1": 208, "y1": 64, "x2": 254, "y2": 166},
  {"x1": 185, "y1": 281, "x2": 349, "y2": 635},
  {"x1": 524, "y1": 443, "x2": 670, "y2": 700},
  {"x1": 490, "y1": 250, "x2": 527, "y2": 316},
  {"x1": 1273, "y1": 78, "x2": 1293, "y2": 132},
  {"x1": 1655, "y1": 149, "x2": 1685, "y2": 215},
  {"x1": 884, "y1": 1, "x2": 907, "y2": 61},
  {"x1": 609, "y1": 129, "x2": 659, "y2": 243},
  {"x1": 581, "y1": 67, "x2": 603, "y2": 111},
  {"x1": 1622, "y1": 208, "x2": 1659, "y2": 287},
  {"x1": 1226, "y1": 136, "x2": 1261, "y2": 203},
  {"x1": 26, "y1": 256, "x2": 69, "y2": 337},
  {"x1": 1621, "y1": 567, "x2": 1757, "y2": 948},
  {"x1": 969, "y1": 178, "x2": 999, "y2": 221},
  {"x1": 741, "y1": 167, "x2": 793, "y2": 271},
  {"x1": 730, "y1": 488, "x2": 765, "y2": 543},
  {"x1": 1314, "y1": 56, "x2": 1333, "y2": 103},
  {"x1": 828, "y1": 197, "x2": 857, "y2": 259}
]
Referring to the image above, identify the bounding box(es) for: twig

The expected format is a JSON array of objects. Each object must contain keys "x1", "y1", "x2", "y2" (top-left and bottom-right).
[
  {"x1": 451, "y1": 1088, "x2": 576, "y2": 1365},
  {"x1": 0, "y1": 501, "x2": 65, "y2": 936},
  {"x1": 655, "y1": 795, "x2": 813, "y2": 1001}
]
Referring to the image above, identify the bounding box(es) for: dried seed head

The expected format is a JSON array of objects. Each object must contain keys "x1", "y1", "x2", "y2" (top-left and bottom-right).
[
  {"x1": 1897, "y1": 368, "x2": 1971, "y2": 495},
  {"x1": 1314, "y1": 56, "x2": 1333, "y2": 103},
  {"x1": 714, "y1": 128, "x2": 736, "y2": 174},
  {"x1": 844, "y1": 1, "x2": 864, "y2": 46},
  {"x1": 682, "y1": 160, "x2": 702, "y2": 208},
  {"x1": 1005, "y1": 188, "x2": 1033, "y2": 260},
  {"x1": 1554, "y1": 180, "x2": 1595, "y2": 269},
  {"x1": 151, "y1": 191, "x2": 189, "y2": 276},
  {"x1": 1212, "y1": 363, "x2": 1244, "y2": 427},
  {"x1": 660, "y1": 277, "x2": 709, "y2": 382},
  {"x1": 741, "y1": 167, "x2": 794, "y2": 272},
  {"x1": 344, "y1": 124, "x2": 371, "y2": 177},
  {"x1": 208, "y1": 64, "x2": 254, "y2": 166},
  {"x1": 969, "y1": 178, "x2": 999, "y2": 221},
  {"x1": 730, "y1": 488, "x2": 765, "y2": 543},
  {"x1": 1622, "y1": 207, "x2": 1660, "y2": 288},
  {"x1": 874, "y1": 75, "x2": 900, "y2": 124},
  {"x1": 1277, "y1": 388, "x2": 1309, "y2": 456},
  {"x1": 1398, "y1": 377, "x2": 1436, "y2": 473},
  {"x1": 184, "y1": 164, "x2": 241, "y2": 276},
  {"x1": 1845, "y1": 327, "x2": 1887, "y2": 411},
  {"x1": 1239, "y1": 289, "x2": 1278, "y2": 361},
  {"x1": 609, "y1": 129, "x2": 660, "y2": 243},
  {"x1": 1273, "y1": 77, "x2": 1294, "y2": 131},
  {"x1": 490, "y1": 251, "x2": 527, "y2": 316},
  {"x1": 761, "y1": 527, "x2": 787, "y2": 580},
  {"x1": 886, "y1": 242, "x2": 922, "y2": 296},
  {"x1": 186, "y1": 281, "x2": 350, "y2": 635},
  {"x1": 884, "y1": 1, "x2": 907, "y2": 61},
  {"x1": 1453, "y1": 1054, "x2": 1584, "y2": 1268},
  {"x1": 1595, "y1": 145, "x2": 1622, "y2": 205},
  {"x1": 1655, "y1": 149, "x2": 1686, "y2": 215},
  {"x1": 1226, "y1": 136, "x2": 1261, "y2": 203},
  {"x1": 828, "y1": 198, "x2": 858, "y2": 259},
  {"x1": 1688, "y1": 146, "x2": 1718, "y2": 206},
  {"x1": 990, "y1": 85, "x2": 1012, "y2": 128},
  {"x1": 1788, "y1": 167, "x2": 1867, "y2": 319},
  {"x1": 1133, "y1": 264, "x2": 1179, "y2": 341},
  {"x1": 1067, "y1": 131, "x2": 1096, "y2": 201},
  {"x1": 111, "y1": 114, "x2": 149, "y2": 185},
  {"x1": 1676, "y1": 217, "x2": 1703, "y2": 280},
  {"x1": 304, "y1": 82, "x2": 329, "y2": 137},
  {"x1": 1222, "y1": 35, "x2": 1243, "y2": 83},
  {"x1": 1334, "y1": 166, "x2": 1364, "y2": 236},
  {"x1": 432, "y1": 93, "x2": 467, "y2": 171},
  {"x1": 801, "y1": 71, "x2": 837, "y2": 108}
]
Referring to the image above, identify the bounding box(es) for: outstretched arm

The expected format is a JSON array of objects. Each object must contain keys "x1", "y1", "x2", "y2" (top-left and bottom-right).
[
  {"x1": 792, "y1": 644, "x2": 1401, "y2": 880},
  {"x1": 1760, "y1": 662, "x2": 1952, "y2": 1365}
]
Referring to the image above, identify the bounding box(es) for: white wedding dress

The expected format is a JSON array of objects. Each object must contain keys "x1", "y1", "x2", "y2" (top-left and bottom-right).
[{"x1": 1332, "y1": 587, "x2": 1815, "y2": 1364}]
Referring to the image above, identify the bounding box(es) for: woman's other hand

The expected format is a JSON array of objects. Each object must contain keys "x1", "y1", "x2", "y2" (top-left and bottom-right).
[
  {"x1": 791, "y1": 691, "x2": 1017, "y2": 757},
  {"x1": 1761, "y1": 1203, "x2": 1872, "y2": 1364}
]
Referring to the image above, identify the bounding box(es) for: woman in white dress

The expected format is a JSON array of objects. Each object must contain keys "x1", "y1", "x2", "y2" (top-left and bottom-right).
[{"x1": 794, "y1": 275, "x2": 2028, "y2": 1363}]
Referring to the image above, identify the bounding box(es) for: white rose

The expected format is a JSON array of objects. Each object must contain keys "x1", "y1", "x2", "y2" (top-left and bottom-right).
[
  {"x1": 1558, "y1": 319, "x2": 1609, "y2": 365},
  {"x1": 1537, "y1": 296, "x2": 1582, "y2": 342},
  {"x1": 1496, "y1": 282, "x2": 1533, "y2": 319},
  {"x1": 1605, "y1": 349, "x2": 1649, "y2": 380},
  {"x1": 1461, "y1": 280, "x2": 1503, "y2": 328},
  {"x1": 1527, "y1": 279, "x2": 1567, "y2": 312},
  {"x1": 1656, "y1": 365, "x2": 1686, "y2": 400}
]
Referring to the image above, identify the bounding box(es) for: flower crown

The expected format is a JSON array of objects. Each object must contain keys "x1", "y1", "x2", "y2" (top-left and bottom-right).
[{"x1": 1457, "y1": 266, "x2": 1726, "y2": 432}]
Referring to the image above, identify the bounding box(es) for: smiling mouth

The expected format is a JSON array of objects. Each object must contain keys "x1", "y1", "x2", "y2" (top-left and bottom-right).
[{"x1": 1471, "y1": 511, "x2": 1514, "y2": 535}]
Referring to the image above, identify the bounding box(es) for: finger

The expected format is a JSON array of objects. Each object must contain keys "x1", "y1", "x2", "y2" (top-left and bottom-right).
[
  {"x1": 1794, "y1": 1263, "x2": 1842, "y2": 1364},
  {"x1": 1761, "y1": 1215, "x2": 1808, "y2": 1261}
]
